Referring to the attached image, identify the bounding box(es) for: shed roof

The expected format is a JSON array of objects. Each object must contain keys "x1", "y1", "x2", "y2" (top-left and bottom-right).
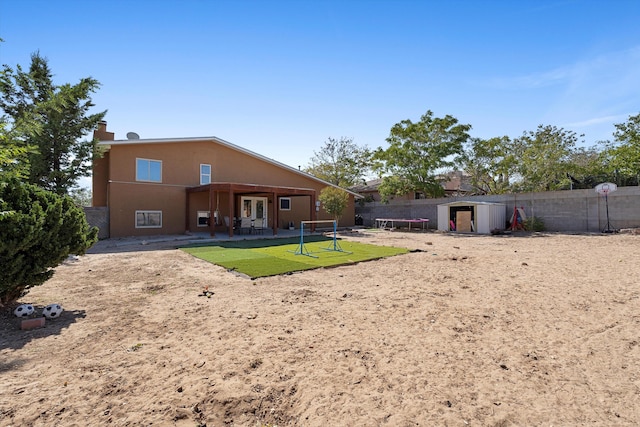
[{"x1": 439, "y1": 200, "x2": 505, "y2": 207}]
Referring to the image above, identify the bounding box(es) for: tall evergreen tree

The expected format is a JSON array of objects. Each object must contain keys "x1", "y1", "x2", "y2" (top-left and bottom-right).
[
  {"x1": 0, "y1": 117, "x2": 33, "y2": 180},
  {"x1": 0, "y1": 52, "x2": 106, "y2": 194}
]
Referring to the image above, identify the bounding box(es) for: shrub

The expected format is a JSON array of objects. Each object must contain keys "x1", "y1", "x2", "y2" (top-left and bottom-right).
[
  {"x1": 523, "y1": 216, "x2": 545, "y2": 232},
  {"x1": 0, "y1": 179, "x2": 98, "y2": 305}
]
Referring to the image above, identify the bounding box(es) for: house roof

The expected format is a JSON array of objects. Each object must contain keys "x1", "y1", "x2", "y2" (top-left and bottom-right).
[{"x1": 98, "y1": 136, "x2": 363, "y2": 198}]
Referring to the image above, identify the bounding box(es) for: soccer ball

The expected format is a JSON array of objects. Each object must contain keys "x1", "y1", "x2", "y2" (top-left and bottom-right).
[
  {"x1": 14, "y1": 304, "x2": 35, "y2": 318},
  {"x1": 42, "y1": 304, "x2": 64, "y2": 319}
]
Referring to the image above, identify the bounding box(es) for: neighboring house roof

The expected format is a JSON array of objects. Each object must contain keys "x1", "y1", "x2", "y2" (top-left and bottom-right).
[
  {"x1": 438, "y1": 171, "x2": 475, "y2": 194},
  {"x1": 349, "y1": 178, "x2": 383, "y2": 193},
  {"x1": 98, "y1": 136, "x2": 363, "y2": 198},
  {"x1": 351, "y1": 172, "x2": 474, "y2": 195}
]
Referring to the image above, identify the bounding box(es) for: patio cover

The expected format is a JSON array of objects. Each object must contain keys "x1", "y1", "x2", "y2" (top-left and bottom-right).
[{"x1": 186, "y1": 182, "x2": 317, "y2": 237}]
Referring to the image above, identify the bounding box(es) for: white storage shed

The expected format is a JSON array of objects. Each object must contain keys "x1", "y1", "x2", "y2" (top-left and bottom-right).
[{"x1": 437, "y1": 201, "x2": 506, "y2": 234}]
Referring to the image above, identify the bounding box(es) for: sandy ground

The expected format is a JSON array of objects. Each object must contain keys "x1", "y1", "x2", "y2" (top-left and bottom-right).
[{"x1": 1, "y1": 229, "x2": 639, "y2": 426}]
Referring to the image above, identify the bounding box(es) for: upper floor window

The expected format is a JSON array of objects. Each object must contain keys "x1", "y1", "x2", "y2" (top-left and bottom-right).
[
  {"x1": 136, "y1": 158, "x2": 162, "y2": 182},
  {"x1": 200, "y1": 164, "x2": 211, "y2": 185}
]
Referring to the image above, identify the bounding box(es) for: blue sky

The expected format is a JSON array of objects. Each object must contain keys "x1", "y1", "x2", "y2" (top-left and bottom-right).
[{"x1": 2, "y1": 0, "x2": 640, "y2": 184}]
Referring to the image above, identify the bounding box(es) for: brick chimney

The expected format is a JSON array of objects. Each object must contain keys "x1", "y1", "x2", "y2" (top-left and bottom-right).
[
  {"x1": 92, "y1": 121, "x2": 112, "y2": 208},
  {"x1": 94, "y1": 120, "x2": 115, "y2": 141}
]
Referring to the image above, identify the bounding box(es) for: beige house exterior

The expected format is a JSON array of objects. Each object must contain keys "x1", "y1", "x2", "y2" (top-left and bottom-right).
[{"x1": 92, "y1": 122, "x2": 360, "y2": 238}]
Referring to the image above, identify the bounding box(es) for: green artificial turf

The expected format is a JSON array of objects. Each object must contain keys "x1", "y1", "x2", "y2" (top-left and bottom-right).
[{"x1": 181, "y1": 236, "x2": 409, "y2": 278}]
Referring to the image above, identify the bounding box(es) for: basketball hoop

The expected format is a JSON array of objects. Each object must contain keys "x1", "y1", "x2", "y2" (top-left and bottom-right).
[
  {"x1": 595, "y1": 182, "x2": 617, "y2": 196},
  {"x1": 595, "y1": 182, "x2": 617, "y2": 233}
]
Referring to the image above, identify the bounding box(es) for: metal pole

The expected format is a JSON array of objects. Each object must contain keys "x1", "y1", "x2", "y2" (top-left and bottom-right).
[
  {"x1": 298, "y1": 221, "x2": 304, "y2": 253},
  {"x1": 604, "y1": 193, "x2": 613, "y2": 233}
]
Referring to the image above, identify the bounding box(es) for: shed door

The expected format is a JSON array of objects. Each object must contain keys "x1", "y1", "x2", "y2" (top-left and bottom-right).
[{"x1": 456, "y1": 211, "x2": 472, "y2": 232}]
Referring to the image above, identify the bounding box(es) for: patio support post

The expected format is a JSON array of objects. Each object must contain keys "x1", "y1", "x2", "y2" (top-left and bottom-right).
[
  {"x1": 310, "y1": 193, "x2": 316, "y2": 232},
  {"x1": 272, "y1": 192, "x2": 278, "y2": 236},
  {"x1": 228, "y1": 189, "x2": 235, "y2": 237},
  {"x1": 209, "y1": 186, "x2": 215, "y2": 236}
]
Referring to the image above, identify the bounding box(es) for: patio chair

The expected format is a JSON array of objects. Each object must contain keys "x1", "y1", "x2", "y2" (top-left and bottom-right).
[
  {"x1": 239, "y1": 217, "x2": 252, "y2": 234},
  {"x1": 253, "y1": 217, "x2": 265, "y2": 234}
]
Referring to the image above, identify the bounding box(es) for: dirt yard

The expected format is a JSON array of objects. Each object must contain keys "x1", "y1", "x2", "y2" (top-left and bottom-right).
[{"x1": 1, "y1": 230, "x2": 639, "y2": 426}]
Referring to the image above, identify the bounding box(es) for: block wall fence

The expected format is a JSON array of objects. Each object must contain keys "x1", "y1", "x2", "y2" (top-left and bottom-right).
[
  {"x1": 84, "y1": 207, "x2": 109, "y2": 239},
  {"x1": 355, "y1": 186, "x2": 640, "y2": 232}
]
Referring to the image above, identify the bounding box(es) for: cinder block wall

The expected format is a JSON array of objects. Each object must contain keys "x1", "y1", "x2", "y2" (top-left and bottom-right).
[
  {"x1": 84, "y1": 207, "x2": 110, "y2": 239},
  {"x1": 356, "y1": 186, "x2": 640, "y2": 232}
]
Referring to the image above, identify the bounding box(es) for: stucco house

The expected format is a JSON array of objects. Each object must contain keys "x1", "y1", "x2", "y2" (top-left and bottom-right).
[{"x1": 92, "y1": 122, "x2": 361, "y2": 238}]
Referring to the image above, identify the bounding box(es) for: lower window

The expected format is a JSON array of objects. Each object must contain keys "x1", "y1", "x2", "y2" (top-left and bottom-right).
[
  {"x1": 197, "y1": 211, "x2": 210, "y2": 227},
  {"x1": 136, "y1": 210, "x2": 162, "y2": 228}
]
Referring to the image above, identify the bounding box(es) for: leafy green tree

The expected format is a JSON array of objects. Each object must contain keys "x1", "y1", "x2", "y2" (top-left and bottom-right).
[
  {"x1": 564, "y1": 146, "x2": 610, "y2": 189},
  {"x1": 606, "y1": 113, "x2": 640, "y2": 184},
  {"x1": 318, "y1": 186, "x2": 349, "y2": 221},
  {"x1": 0, "y1": 179, "x2": 98, "y2": 305},
  {"x1": 456, "y1": 136, "x2": 514, "y2": 194},
  {"x1": 373, "y1": 110, "x2": 471, "y2": 199},
  {"x1": 0, "y1": 52, "x2": 106, "y2": 194},
  {"x1": 305, "y1": 137, "x2": 372, "y2": 188},
  {"x1": 512, "y1": 125, "x2": 580, "y2": 192}
]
